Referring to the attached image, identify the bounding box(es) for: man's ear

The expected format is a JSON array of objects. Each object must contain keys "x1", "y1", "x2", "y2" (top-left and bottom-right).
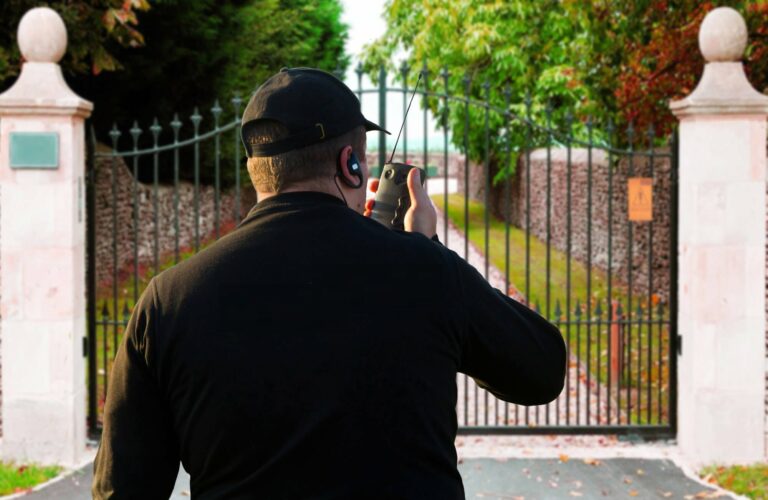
[{"x1": 337, "y1": 145, "x2": 354, "y2": 180}]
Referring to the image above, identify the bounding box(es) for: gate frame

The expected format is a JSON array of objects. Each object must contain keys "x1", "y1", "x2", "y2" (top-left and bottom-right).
[{"x1": 85, "y1": 66, "x2": 679, "y2": 440}]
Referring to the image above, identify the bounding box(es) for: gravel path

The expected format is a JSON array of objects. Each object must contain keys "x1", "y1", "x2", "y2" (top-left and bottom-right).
[{"x1": 435, "y1": 209, "x2": 627, "y2": 428}]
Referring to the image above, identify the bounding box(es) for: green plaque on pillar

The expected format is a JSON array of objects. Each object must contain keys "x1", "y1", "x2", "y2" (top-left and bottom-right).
[{"x1": 9, "y1": 132, "x2": 59, "y2": 169}]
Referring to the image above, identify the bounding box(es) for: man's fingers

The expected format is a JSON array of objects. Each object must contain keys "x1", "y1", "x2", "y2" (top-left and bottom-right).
[
  {"x1": 369, "y1": 179, "x2": 379, "y2": 193},
  {"x1": 406, "y1": 168, "x2": 426, "y2": 207}
]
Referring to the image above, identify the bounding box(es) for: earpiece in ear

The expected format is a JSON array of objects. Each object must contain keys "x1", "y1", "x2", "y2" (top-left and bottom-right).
[{"x1": 343, "y1": 151, "x2": 364, "y2": 189}]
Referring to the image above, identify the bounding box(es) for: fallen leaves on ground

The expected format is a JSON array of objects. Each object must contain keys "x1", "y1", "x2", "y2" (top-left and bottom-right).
[
  {"x1": 569, "y1": 491, "x2": 583, "y2": 497},
  {"x1": 629, "y1": 490, "x2": 639, "y2": 497},
  {"x1": 583, "y1": 458, "x2": 602, "y2": 466},
  {"x1": 559, "y1": 454, "x2": 570, "y2": 463}
]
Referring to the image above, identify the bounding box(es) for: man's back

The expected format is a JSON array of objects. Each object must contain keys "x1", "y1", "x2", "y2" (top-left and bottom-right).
[{"x1": 93, "y1": 191, "x2": 566, "y2": 499}]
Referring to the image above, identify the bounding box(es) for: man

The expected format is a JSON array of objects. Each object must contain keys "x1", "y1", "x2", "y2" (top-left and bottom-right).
[{"x1": 93, "y1": 67, "x2": 567, "y2": 499}]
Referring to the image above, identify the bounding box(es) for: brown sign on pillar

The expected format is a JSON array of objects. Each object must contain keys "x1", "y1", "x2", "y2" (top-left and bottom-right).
[{"x1": 628, "y1": 177, "x2": 653, "y2": 222}]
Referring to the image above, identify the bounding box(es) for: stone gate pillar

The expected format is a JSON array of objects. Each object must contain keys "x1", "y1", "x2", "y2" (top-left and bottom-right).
[
  {"x1": 0, "y1": 7, "x2": 93, "y2": 466},
  {"x1": 671, "y1": 7, "x2": 768, "y2": 465}
]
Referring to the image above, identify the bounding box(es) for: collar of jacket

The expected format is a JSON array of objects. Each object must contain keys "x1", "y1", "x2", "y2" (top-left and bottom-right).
[{"x1": 237, "y1": 191, "x2": 347, "y2": 229}]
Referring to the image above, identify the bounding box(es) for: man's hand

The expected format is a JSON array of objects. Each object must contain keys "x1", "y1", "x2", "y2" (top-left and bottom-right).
[
  {"x1": 364, "y1": 168, "x2": 437, "y2": 239},
  {"x1": 403, "y1": 168, "x2": 437, "y2": 238}
]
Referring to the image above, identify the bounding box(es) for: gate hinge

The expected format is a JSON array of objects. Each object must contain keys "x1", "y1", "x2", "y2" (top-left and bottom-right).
[
  {"x1": 676, "y1": 334, "x2": 682, "y2": 356},
  {"x1": 83, "y1": 336, "x2": 88, "y2": 358}
]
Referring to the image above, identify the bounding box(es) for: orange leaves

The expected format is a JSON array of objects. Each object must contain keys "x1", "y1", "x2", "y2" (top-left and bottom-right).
[{"x1": 94, "y1": 0, "x2": 149, "y2": 74}]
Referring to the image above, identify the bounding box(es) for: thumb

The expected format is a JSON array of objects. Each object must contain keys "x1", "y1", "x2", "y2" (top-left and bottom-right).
[{"x1": 406, "y1": 168, "x2": 427, "y2": 206}]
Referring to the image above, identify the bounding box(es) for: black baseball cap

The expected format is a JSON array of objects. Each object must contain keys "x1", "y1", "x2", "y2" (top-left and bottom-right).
[{"x1": 241, "y1": 67, "x2": 390, "y2": 157}]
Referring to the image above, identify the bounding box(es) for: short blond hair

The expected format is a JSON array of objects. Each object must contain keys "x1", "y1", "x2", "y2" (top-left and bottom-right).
[{"x1": 245, "y1": 121, "x2": 366, "y2": 193}]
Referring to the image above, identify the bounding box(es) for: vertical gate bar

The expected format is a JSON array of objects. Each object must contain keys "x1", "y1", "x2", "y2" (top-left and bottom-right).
[
  {"x1": 503, "y1": 85, "x2": 512, "y2": 426},
  {"x1": 575, "y1": 300, "x2": 582, "y2": 425},
  {"x1": 669, "y1": 129, "x2": 679, "y2": 432},
  {"x1": 524, "y1": 92, "x2": 532, "y2": 426},
  {"x1": 171, "y1": 115, "x2": 181, "y2": 264},
  {"x1": 483, "y1": 81, "x2": 491, "y2": 281},
  {"x1": 191, "y1": 108, "x2": 202, "y2": 252},
  {"x1": 503, "y1": 87, "x2": 512, "y2": 296},
  {"x1": 461, "y1": 74, "x2": 472, "y2": 426},
  {"x1": 101, "y1": 302, "x2": 108, "y2": 411},
  {"x1": 129, "y1": 123, "x2": 140, "y2": 308},
  {"x1": 606, "y1": 120, "x2": 614, "y2": 424},
  {"x1": 646, "y1": 126, "x2": 655, "y2": 423},
  {"x1": 378, "y1": 66, "x2": 387, "y2": 169},
  {"x1": 657, "y1": 301, "x2": 664, "y2": 424},
  {"x1": 423, "y1": 65, "x2": 429, "y2": 190},
  {"x1": 356, "y1": 63, "x2": 363, "y2": 103},
  {"x1": 565, "y1": 112, "x2": 573, "y2": 426},
  {"x1": 86, "y1": 125, "x2": 97, "y2": 433},
  {"x1": 212, "y1": 101, "x2": 223, "y2": 239},
  {"x1": 151, "y1": 119, "x2": 161, "y2": 275},
  {"x1": 401, "y1": 61, "x2": 409, "y2": 162},
  {"x1": 232, "y1": 95, "x2": 243, "y2": 222},
  {"x1": 596, "y1": 297, "x2": 602, "y2": 426},
  {"x1": 442, "y1": 68, "x2": 449, "y2": 245},
  {"x1": 483, "y1": 86, "x2": 492, "y2": 425},
  {"x1": 544, "y1": 103, "x2": 553, "y2": 426},
  {"x1": 626, "y1": 123, "x2": 635, "y2": 422},
  {"x1": 463, "y1": 75, "x2": 470, "y2": 262},
  {"x1": 586, "y1": 117, "x2": 593, "y2": 426},
  {"x1": 109, "y1": 124, "x2": 120, "y2": 398}
]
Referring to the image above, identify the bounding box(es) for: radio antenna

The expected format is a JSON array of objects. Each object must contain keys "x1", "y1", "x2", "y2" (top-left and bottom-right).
[{"x1": 388, "y1": 71, "x2": 423, "y2": 164}]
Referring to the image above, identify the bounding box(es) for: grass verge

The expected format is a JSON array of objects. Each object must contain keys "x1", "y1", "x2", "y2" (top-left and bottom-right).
[
  {"x1": 700, "y1": 463, "x2": 768, "y2": 499},
  {"x1": 0, "y1": 462, "x2": 61, "y2": 495}
]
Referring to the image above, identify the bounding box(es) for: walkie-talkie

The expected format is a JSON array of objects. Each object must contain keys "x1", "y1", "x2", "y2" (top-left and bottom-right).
[{"x1": 370, "y1": 72, "x2": 427, "y2": 231}]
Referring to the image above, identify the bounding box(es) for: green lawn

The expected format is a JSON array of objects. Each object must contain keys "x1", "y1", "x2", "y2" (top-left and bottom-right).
[
  {"x1": 432, "y1": 193, "x2": 672, "y2": 426},
  {"x1": 0, "y1": 462, "x2": 61, "y2": 495},
  {"x1": 700, "y1": 463, "x2": 768, "y2": 499}
]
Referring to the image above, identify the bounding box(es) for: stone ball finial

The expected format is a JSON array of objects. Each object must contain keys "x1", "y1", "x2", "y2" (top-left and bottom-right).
[
  {"x1": 17, "y1": 7, "x2": 68, "y2": 64},
  {"x1": 699, "y1": 7, "x2": 748, "y2": 63}
]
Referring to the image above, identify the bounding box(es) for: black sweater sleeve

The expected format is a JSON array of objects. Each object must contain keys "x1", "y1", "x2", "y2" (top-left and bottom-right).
[
  {"x1": 453, "y1": 254, "x2": 567, "y2": 406},
  {"x1": 92, "y1": 279, "x2": 180, "y2": 499}
]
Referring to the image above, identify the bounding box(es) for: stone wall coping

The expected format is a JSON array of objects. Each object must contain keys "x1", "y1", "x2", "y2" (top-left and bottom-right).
[{"x1": 527, "y1": 148, "x2": 607, "y2": 165}]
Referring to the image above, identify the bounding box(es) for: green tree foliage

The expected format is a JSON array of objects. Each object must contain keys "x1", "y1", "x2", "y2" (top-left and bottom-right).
[
  {"x1": 364, "y1": 0, "x2": 590, "y2": 179},
  {"x1": 70, "y1": 0, "x2": 349, "y2": 145},
  {"x1": 364, "y1": 0, "x2": 768, "y2": 178},
  {"x1": 1, "y1": 0, "x2": 349, "y2": 186}
]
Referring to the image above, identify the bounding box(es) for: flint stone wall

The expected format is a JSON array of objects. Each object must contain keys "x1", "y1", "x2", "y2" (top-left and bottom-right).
[
  {"x1": 457, "y1": 148, "x2": 673, "y2": 303},
  {"x1": 92, "y1": 155, "x2": 257, "y2": 289}
]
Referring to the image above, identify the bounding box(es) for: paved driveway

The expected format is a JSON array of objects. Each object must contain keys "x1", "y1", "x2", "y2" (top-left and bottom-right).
[{"x1": 16, "y1": 456, "x2": 733, "y2": 499}]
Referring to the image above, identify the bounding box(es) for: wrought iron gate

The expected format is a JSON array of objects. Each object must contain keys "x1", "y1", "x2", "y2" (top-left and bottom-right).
[{"x1": 86, "y1": 66, "x2": 678, "y2": 439}]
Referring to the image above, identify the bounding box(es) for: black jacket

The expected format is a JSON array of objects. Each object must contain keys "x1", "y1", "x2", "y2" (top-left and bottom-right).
[{"x1": 93, "y1": 191, "x2": 567, "y2": 499}]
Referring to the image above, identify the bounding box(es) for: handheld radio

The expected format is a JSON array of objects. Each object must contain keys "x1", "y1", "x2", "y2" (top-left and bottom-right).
[{"x1": 370, "y1": 72, "x2": 427, "y2": 231}]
